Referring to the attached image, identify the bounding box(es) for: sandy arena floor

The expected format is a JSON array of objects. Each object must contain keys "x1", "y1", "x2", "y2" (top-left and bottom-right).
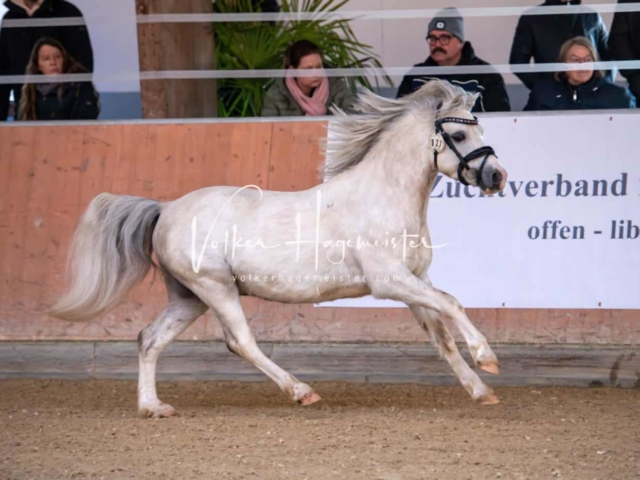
[{"x1": 0, "y1": 379, "x2": 638, "y2": 480}]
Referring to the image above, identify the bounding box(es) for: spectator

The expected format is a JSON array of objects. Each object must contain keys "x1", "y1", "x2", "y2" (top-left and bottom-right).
[
  {"x1": 609, "y1": 0, "x2": 640, "y2": 101},
  {"x1": 510, "y1": 0, "x2": 614, "y2": 91},
  {"x1": 396, "y1": 8, "x2": 510, "y2": 112},
  {"x1": 0, "y1": 0, "x2": 93, "y2": 121},
  {"x1": 261, "y1": 40, "x2": 357, "y2": 117},
  {"x1": 18, "y1": 37, "x2": 99, "y2": 120},
  {"x1": 524, "y1": 37, "x2": 635, "y2": 111}
]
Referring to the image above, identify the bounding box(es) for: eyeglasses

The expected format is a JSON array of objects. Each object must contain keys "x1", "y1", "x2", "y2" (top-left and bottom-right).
[
  {"x1": 567, "y1": 55, "x2": 595, "y2": 64},
  {"x1": 427, "y1": 34, "x2": 453, "y2": 46}
]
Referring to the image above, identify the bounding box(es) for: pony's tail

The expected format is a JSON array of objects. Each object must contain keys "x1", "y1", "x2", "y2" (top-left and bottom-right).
[{"x1": 49, "y1": 193, "x2": 162, "y2": 322}]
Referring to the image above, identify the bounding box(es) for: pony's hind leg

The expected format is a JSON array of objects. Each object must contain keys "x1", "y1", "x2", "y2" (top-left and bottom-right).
[
  {"x1": 190, "y1": 277, "x2": 321, "y2": 406},
  {"x1": 410, "y1": 305, "x2": 499, "y2": 405},
  {"x1": 137, "y1": 272, "x2": 208, "y2": 418}
]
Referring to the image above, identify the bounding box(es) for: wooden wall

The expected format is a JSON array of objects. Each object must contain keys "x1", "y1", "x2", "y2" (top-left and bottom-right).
[{"x1": 0, "y1": 121, "x2": 637, "y2": 344}]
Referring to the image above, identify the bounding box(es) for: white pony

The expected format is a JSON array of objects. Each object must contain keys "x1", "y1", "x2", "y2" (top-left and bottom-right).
[{"x1": 50, "y1": 80, "x2": 508, "y2": 418}]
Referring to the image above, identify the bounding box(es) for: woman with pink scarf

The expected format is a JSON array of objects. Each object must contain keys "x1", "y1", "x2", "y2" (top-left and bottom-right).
[{"x1": 261, "y1": 40, "x2": 357, "y2": 117}]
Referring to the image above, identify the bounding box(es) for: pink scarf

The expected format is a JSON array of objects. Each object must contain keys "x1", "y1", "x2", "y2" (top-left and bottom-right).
[{"x1": 285, "y1": 72, "x2": 330, "y2": 116}]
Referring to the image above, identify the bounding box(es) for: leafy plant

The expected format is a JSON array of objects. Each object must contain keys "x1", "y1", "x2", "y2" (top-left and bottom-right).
[{"x1": 213, "y1": 0, "x2": 392, "y2": 117}]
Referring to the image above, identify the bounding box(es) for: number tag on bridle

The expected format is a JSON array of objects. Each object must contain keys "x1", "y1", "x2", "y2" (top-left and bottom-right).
[{"x1": 430, "y1": 134, "x2": 445, "y2": 153}]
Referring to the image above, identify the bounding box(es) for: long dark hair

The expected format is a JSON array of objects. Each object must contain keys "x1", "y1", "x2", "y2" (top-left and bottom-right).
[
  {"x1": 19, "y1": 37, "x2": 97, "y2": 120},
  {"x1": 284, "y1": 39, "x2": 323, "y2": 68}
]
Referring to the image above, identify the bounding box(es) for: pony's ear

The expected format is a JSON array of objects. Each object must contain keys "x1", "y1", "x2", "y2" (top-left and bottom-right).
[{"x1": 469, "y1": 92, "x2": 480, "y2": 110}]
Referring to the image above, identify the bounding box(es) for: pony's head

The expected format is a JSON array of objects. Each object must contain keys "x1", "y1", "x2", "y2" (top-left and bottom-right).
[
  {"x1": 323, "y1": 79, "x2": 508, "y2": 195},
  {"x1": 419, "y1": 82, "x2": 508, "y2": 194}
]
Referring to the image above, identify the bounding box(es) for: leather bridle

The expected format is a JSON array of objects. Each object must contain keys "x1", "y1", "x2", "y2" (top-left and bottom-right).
[{"x1": 430, "y1": 116, "x2": 497, "y2": 187}]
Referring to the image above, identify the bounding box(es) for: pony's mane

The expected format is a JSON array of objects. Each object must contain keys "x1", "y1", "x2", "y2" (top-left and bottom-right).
[{"x1": 320, "y1": 80, "x2": 478, "y2": 180}]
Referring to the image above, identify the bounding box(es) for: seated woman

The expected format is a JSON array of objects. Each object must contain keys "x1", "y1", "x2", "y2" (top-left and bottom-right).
[
  {"x1": 261, "y1": 40, "x2": 357, "y2": 117},
  {"x1": 19, "y1": 37, "x2": 100, "y2": 121},
  {"x1": 524, "y1": 36, "x2": 636, "y2": 111}
]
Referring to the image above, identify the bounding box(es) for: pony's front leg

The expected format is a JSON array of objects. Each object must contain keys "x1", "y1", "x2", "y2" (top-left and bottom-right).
[
  {"x1": 417, "y1": 272, "x2": 499, "y2": 375},
  {"x1": 410, "y1": 305, "x2": 498, "y2": 404},
  {"x1": 364, "y1": 259, "x2": 498, "y2": 404}
]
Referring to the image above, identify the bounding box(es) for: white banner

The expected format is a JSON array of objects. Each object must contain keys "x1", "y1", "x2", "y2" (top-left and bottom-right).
[{"x1": 319, "y1": 111, "x2": 640, "y2": 310}]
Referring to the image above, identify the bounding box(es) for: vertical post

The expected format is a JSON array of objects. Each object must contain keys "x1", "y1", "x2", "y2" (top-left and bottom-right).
[{"x1": 136, "y1": 0, "x2": 218, "y2": 119}]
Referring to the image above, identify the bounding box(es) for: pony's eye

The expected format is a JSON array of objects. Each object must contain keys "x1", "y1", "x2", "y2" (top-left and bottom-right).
[{"x1": 451, "y1": 133, "x2": 466, "y2": 143}]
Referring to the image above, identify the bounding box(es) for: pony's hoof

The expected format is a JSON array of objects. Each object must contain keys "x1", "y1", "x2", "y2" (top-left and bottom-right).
[
  {"x1": 477, "y1": 392, "x2": 500, "y2": 406},
  {"x1": 478, "y1": 361, "x2": 500, "y2": 375},
  {"x1": 298, "y1": 391, "x2": 322, "y2": 406},
  {"x1": 138, "y1": 401, "x2": 178, "y2": 419}
]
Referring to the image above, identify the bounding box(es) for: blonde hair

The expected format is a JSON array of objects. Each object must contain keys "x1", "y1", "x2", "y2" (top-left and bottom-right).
[{"x1": 555, "y1": 36, "x2": 603, "y2": 81}]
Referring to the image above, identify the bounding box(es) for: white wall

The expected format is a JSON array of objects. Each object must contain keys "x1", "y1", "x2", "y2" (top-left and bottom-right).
[
  {"x1": 0, "y1": 0, "x2": 140, "y2": 93},
  {"x1": 341, "y1": 0, "x2": 615, "y2": 86}
]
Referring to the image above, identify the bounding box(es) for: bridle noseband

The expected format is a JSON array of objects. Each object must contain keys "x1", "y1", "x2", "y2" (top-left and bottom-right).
[{"x1": 430, "y1": 116, "x2": 497, "y2": 187}]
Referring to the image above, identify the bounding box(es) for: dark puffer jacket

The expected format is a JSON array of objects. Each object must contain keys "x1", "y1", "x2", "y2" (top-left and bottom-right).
[
  {"x1": 19, "y1": 81, "x2": 100, "y2": 120},
  {"x1": 0, "y1": 0, "x2": 94, "y2": 120},
  {"x1": 509, "y1": 0, "x2": 614, "y2": 90},
  {"x1": 396, "y1": 41, "x2": 511, "y2": 112},
  {"x1": 523, "y1": 75, "x2": 636, "y2": 111},
  {"x1": 609, "y1": 0, "x2": 640, "y2": 100}
]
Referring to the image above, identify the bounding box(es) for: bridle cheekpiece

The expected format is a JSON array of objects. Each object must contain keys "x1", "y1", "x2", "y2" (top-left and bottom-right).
[{"x1": 431, "y1": 116, "x2": 497, "y2": 187}]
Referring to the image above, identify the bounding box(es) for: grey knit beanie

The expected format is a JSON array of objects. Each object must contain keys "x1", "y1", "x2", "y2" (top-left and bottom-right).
[{"x1": 427, "y1": 7, "x2": 465, "y2": 43}]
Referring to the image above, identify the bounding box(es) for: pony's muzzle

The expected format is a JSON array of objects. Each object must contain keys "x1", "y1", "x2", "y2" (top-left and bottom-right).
[
  {"x1": 489, "y1": 170, "x2": 503, "y2": 190},
  {"x1": 480, "y1": 165, "x2": 506, "y2": 192}
]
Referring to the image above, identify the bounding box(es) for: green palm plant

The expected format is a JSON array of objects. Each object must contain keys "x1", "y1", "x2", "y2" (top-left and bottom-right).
[{"x1": 214, "y1": 0, "x2": 392, "y2": 117}]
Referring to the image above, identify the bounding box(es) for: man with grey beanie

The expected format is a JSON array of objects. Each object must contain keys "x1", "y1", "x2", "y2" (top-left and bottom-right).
[{"x1": 396, "y1": 7, "x2": 511, "y2": 112}]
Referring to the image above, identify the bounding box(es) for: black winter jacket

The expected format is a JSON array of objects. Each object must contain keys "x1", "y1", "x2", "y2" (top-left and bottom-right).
[
  {"x1": 253, "y1": 0, "x2": 279, "y2": 13},
  {"x1": 523, "y1": 75, "x2": 636, "y2": 111},
  {"x1": 396, "y1": 42, "x2": 511, "y2": 112},
  {"x1": 609, "y1": 0, "x2": 640, "y2": 99},
  {"x1": 509, "y1": 0, "x2": 613, "y2": 90},
  {"x1": 0, "y1": 0, "x2": 94, "y2": 120},
  {"x1": 19, "y1": 81, "x2": 100, "y2": 120},
  {"x1": 213, "y1": 0, "x2": 279, "y2": 13}
]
